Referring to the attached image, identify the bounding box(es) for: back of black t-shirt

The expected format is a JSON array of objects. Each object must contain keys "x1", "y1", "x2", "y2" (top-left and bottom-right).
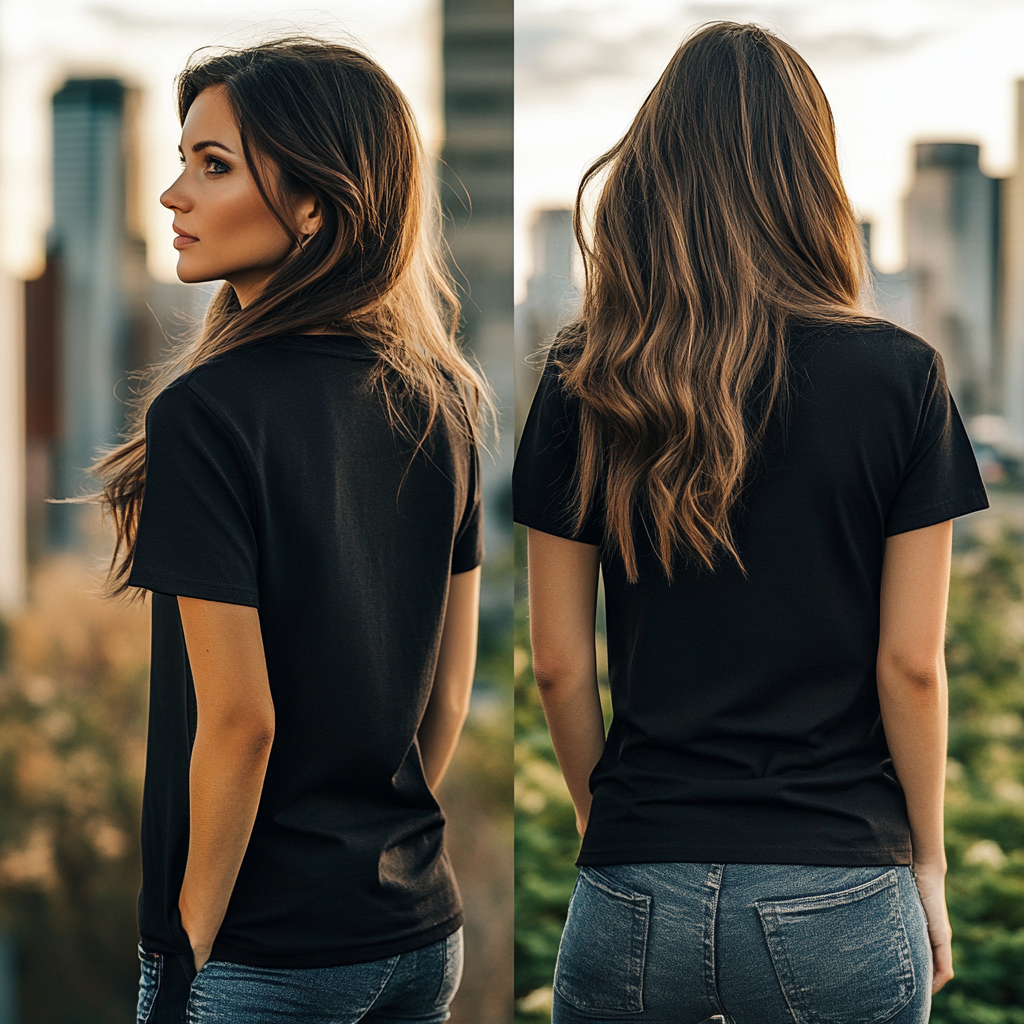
[
  {"x1": 514, "y1": 319, "x2": 987, "y2": 867},
  {"x1": 128, "y1": 334, "x2": 482, "y2": 967}
]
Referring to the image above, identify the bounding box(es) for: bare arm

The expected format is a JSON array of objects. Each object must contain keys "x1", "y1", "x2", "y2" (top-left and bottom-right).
[
  {"x1": 176, "y1": 596, "x2": 275, "y2": 972},
  {"x1": 877, "y1": 519, "x2": 955, "y2": 993},
  {"x1": 417, "y1": 566, "x2": 481, "y2": 790},
  {"x1": 527, "y1": 528, "x2": 605, "y2": 835}
]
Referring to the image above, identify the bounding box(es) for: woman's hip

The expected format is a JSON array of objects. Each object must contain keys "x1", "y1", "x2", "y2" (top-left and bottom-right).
[{"x1": 552, "y1": 862, "x2": 931, "y2": 1024}]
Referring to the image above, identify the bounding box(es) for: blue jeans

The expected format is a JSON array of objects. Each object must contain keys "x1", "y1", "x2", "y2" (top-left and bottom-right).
[
  {"x1": 137, "y1": 928, "x2": 463, "y2": 1023},
  {"x1": 552, "y1": 864, "x2": 931, "y2": 1024}
]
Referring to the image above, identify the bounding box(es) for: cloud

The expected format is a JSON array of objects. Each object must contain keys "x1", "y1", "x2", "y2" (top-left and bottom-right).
[{"x1": 515, "y1": 2, "x2": 941, "y2": 103}]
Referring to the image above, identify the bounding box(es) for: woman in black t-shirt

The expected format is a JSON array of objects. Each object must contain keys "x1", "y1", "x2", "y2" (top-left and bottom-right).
[
  {"x1": 85, "y1": 38, "x2": 488, "y2": 1023},
  {"x1": 514, "y1": 22, "x2": 985, "y2": 1024}
]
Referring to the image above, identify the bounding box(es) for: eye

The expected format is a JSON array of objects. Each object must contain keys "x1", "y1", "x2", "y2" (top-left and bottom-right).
[{"x1": 205, "y1": 156, "x2": 229, "y2": 175}]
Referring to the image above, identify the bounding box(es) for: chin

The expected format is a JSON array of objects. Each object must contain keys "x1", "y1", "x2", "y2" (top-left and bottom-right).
[{"x1": 175, "y1": 256, "x2": 221, "y2": 285}]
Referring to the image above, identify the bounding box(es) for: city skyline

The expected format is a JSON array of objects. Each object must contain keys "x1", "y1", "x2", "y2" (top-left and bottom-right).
[
  {"x1": 515, "y1": 0, "x2": 1024, "y2": 301},
  {"x1": 0, "y1": 0, "x2": 442, "y2": 286}
]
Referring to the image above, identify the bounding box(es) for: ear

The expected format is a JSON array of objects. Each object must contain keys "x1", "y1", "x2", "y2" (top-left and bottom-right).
[{"x1": 294, "y1": 194, "x2": 322, "y2": 243}]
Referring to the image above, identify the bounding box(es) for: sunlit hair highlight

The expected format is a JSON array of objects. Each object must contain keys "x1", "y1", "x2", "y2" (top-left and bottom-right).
[
  {"x1": 85, "y1": 36, "x2": 491, "y2": 596},
  {"x1": 560, "y1": 21, "x2": 872, "y2": 583}
]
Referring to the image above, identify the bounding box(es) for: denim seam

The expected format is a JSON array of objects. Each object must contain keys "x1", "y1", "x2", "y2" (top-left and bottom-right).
[
  {"x1": 137, "y1": 945, "x2": 162, "y2": 1024},
  {"x1": 702, "y1": 863, "x2": 727, "y2": 1019},
  {"x1": 878, "y1": 876, "x2": 916, "y2": 1023},
  {"x1": 431, "y1": 931, "x2": 464, "y2": 1008},
  {"x1": 360, "y1": 955, "x2": 405, "y2": 1018},
  {"x1": 429, "y1": 933, "x2": 451, "y2": 1007}
]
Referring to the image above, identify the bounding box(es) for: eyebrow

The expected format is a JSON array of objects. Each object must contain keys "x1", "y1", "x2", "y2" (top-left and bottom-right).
[{"x1": 178, "y1": 140, "x2": 236, "y2": 156}]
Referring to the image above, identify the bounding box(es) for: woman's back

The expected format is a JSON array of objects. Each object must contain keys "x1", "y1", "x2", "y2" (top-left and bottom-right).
[
  {"x1": 131, "y1": 332, "x2": 481, "y2": 966},
  {"x1": 515, "y1": 318, "x2": 985, "y2": 867}
]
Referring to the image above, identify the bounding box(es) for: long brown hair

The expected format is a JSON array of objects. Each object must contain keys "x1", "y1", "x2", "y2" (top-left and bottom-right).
[
  {"x1": 87, "y1": 36, "x2": 490, "y2": 596},
  {"x1": 561, "y1": 21, "x2": 871, "y2": 583}
]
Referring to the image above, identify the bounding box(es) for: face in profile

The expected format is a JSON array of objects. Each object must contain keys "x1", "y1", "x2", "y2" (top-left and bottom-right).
[{"x1": 159, "y1": 84, "x2": 319, "y2": 307}]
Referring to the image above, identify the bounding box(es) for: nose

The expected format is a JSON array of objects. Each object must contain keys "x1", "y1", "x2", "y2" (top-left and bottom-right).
[{"x1": 160, "y1": 174, "x2": 191, "y2": 212}]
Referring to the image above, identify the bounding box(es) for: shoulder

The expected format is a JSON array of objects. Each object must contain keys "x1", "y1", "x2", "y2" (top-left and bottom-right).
[{"x1": 788, "y1": 317, "x2": 940, "y2": 389}]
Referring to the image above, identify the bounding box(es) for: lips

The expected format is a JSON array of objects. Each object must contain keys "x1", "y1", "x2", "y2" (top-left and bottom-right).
[{"x1": 172, "y1": 226, "x2": 199, "y2": 249}]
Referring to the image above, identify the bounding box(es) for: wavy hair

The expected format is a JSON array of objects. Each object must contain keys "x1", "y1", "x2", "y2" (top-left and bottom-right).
[
  {"x1": 558, "y1": 21, "x2": 872, "y2": 583},
  {"x1": 86, "y1": 36, "x2": 491, "y2": 596}
]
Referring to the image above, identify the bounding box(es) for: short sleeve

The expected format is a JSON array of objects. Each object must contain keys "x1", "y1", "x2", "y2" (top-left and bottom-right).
[
  {"x1": 513, "y1": 350, "x2": 603, "y2": 544},
  {"x1": 452, "y1": 442, "x2": 484, "y2": 573},
  {"x1": 885, "y1": 352, "x2": 989, "y2": 536},
  {"x1": 128, "y1": 379, "x2": 260, "y2": 606}
]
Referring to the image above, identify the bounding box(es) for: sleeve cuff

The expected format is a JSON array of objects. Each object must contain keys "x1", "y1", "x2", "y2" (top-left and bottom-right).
[
  {"x1": 513, "y1": 505, "x2": 603, "y2": 546},
  {"x1": 884, "y1": 491, "x2": 990, "y2": 538},
  {"x1": 127, "y1": 568, "x2": 260, "y2": 608}
]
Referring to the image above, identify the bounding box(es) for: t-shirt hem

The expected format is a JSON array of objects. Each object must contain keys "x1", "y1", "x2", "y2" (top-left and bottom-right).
[
  {"x1": 128, "y1": 570, "x2": 259, "y2": 608},
  {"x1": 885, "y1": 491, "x2": 989, "y2": 537},
  {"x1": 204, "y1": 911, "x2": 464, "y2": 968},
  {"x1": 577, "y1": 844, "x2": 912, "y2": 868}
]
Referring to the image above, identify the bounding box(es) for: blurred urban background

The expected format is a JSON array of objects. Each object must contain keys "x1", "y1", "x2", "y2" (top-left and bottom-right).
[
  {"x1": 0, "y1": 0, "x2": 513, "y2": 1021},
  {"x1": 514, "y1": 3, "x2": 1024, "y2": 1022}
]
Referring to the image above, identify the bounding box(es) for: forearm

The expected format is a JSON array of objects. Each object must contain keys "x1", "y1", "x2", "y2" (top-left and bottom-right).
[
  {"x1": 536, "y1": 671, "x2": 606, "y2": 830},
  {"x1": 417, "y1": 568, "x2": 480, "y2": 790},
  {"x1": 417, "y1": 695, "x2": 470, "y2": 790},
  {"x1": 877, "y1": 663, "x2": 948, "y2": 868},
  {"x1": 179, "y1": 723, "x2": 273, "y2": 956}
]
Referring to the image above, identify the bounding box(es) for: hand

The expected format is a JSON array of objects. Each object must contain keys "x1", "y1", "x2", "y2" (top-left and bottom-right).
[{"x1": 912, "y1": 862, "x2": 954, "y2": 993}]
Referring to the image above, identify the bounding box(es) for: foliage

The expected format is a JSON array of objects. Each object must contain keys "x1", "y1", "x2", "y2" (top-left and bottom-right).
[
  {"x1": 933, "y1": 526, "x2": 1024, "y2": 1023},
  {"x1": 0, "y1": 556, "x2": 149, "y2": 1023},
  {"x1": 514, "y1": 526, "x2": 577, "y2": 1022},
  {"x1": 0, "y1": 550, "x2": 515, "y2": 1024},
  {"x1": 514, "y1": 523, "x2": 1024, "y2": 1022}
]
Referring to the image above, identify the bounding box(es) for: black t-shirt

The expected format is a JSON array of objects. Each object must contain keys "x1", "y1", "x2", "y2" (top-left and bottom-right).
[
  {"x1": 514, "y1": 319, "x2": 988, "y2": 867},
  {"x1": 128, "y1": 333, "x2": 483, "y2": 968}
]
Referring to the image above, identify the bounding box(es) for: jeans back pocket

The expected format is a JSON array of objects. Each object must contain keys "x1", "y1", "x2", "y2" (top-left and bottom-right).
[
  {"x1": 137, "y1": 945, "x2": 162, "y2": 1024},
  {"x1": 554, "y1": 866, "x2": 651, "y2": 1014},
  {"x1": 755, "y1": 868, "x2": 916, "y2": 1024}
]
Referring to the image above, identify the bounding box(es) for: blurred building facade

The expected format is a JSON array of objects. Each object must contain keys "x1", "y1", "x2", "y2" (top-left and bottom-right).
[
  {"x1": 24, "y1": 77, "x2": 202, "y2": 559},
  {"x1": 1002, "y1": 80, "x2": 1024, "y2": 450},
  {"x1": 441, "y1": 0, "x2": 513, "y2": 558},
  {"x1": 901, "y1": 143, "x2": 1002, "y2": 418},
  {"x1": 513, "y1": 208, "x2": 578, "y2": 430}
]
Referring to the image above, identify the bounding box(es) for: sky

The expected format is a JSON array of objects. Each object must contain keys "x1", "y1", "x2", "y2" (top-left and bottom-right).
[
  {"x1": 0, "y1": 0, "x2": 440, "y2": 283},
  {"x1": 515, "y1": 0, "x2": 1024, "y2": 301}
]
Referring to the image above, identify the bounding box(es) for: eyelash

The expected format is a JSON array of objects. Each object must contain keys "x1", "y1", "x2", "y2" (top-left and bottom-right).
[{"x1": 178, "y1": 155, "x2": 229, "y2": 175}]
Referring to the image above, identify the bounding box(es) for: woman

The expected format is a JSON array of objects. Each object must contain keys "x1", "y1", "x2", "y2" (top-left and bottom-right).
[
  {"x1": 89, "y1": 37, "x2": 488, "y2": 1023},
  {"x1": 514, "y1": 22, "x2": 986, "y2": 1024}
]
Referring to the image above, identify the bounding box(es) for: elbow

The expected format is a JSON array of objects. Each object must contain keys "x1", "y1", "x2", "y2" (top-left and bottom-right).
[
  {"x1": 532, "y1": 653, "x2": 578, "y2": 695},
  {"x1": 201, "y1": 712, "x2": 275, "y2": 759},
  {"x1": 877, "y1": 651, "x2": 944, "y2": 692}
]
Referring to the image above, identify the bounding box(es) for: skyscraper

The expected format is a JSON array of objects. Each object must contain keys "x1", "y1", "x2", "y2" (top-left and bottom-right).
[
  {"x1": 39, "y1": 79, "x2": 146, "y2": 547},
  {"x1": 1001, "y1": 80, "x2": 1024, "y2": 450},
  {"x1": 441, "y1": 0, "x2": 513, "y2": 546},
  {"x1": 904, "y1": 142, "x2": 1001, "y2": 417},
  {"x1": 514, "y1": 207, "x2": 578, "y2": 430}
]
